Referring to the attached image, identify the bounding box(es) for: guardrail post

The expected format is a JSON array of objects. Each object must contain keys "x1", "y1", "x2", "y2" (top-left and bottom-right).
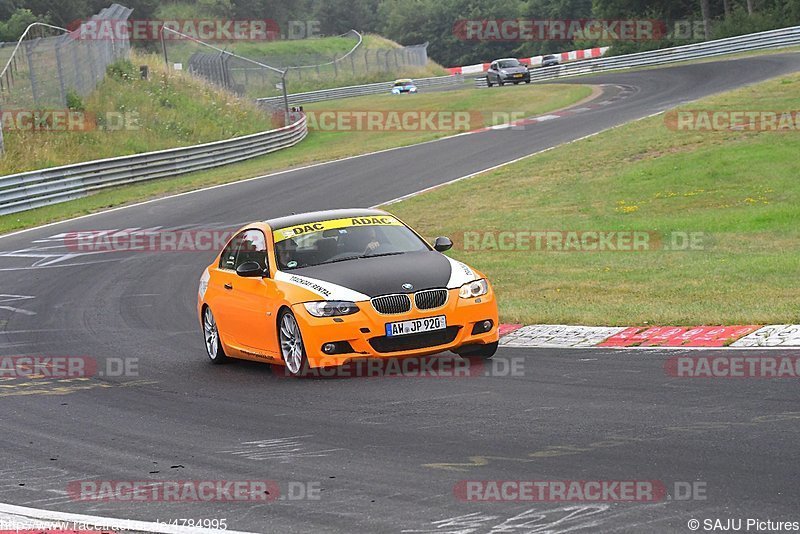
[
  {"x1": 24, "y1": 40, "x2": 40, "y2": 108},
  {"x1": 54, "y1": 39, "x2": 67, "y2": 106},
  {"x1": 70, "y1": 44, "x2": 82, "y2": 94},
  {"x1": 85, "y1": 41, "x2": 99, "y2": 89}
]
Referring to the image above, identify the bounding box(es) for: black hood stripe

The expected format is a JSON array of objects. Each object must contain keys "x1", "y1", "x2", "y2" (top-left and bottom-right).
[{"x1": 289, "y1": 250, "x2": 451, "y2": 298}]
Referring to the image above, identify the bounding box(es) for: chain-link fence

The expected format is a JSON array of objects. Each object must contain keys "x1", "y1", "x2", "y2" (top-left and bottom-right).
[
  {"x1": 0, "y1": 4, "x2": 132, "y2": 110},
  {"x1": 173, "y1": 31, "x2": 430, "y2": 100}
]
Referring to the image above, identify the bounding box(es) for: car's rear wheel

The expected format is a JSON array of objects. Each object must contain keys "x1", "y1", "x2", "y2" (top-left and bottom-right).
[
  {"x1": 279, "y1": 310, "x2": 309, "y2": 377},
  {"x1": 456, "y1": 341, "x2": 498, "y2": 360},
  {"x1": 203, "y1": 307, "x2": 228, "y2": 364}
]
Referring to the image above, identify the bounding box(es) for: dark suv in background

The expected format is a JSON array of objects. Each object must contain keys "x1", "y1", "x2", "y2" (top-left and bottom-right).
[{"x1": 541, "y1": 54, "x2": 560, "y2": 67}]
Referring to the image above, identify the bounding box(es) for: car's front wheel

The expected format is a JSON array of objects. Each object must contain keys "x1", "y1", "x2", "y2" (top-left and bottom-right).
[
  {"x1": 279, "y1": 310, "x2": 309, "y2": 377},
  {"x1": 203, "y1": 307, "x2": 228, "y2": 364}
]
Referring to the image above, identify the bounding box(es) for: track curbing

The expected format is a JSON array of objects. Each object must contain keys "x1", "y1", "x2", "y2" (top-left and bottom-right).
[{"x1": 499, "y1": 324, "x2": 800, "y2": 349}]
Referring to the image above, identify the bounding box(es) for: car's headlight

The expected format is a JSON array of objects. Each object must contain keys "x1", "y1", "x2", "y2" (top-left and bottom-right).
[
  {"x1": 459, "y1": 279, "x2": 489, "y2": 299},
  {"x1": 304, "y1": 301, "x2": 359, "y2": 317}
]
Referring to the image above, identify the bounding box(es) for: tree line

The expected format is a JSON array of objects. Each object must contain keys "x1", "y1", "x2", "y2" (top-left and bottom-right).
[{"x1": 2, "y1": 0, "x2": 798, "y2": 66}]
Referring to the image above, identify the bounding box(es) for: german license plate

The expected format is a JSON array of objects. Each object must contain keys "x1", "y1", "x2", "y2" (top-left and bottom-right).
[
  {"x1": 385, "y1": 315, "x2": 446, "y2": 337},
  {"x1": 513, "y1": 73, "x2": 523, "y2": 78}
]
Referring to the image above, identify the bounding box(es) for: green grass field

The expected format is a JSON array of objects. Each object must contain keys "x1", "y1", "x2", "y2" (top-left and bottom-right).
[
  {"x1": 0, "y1": 53, "x2": 276, "y2": 176},
  {"x1": 0, "y1": 83, "x2": 591, "y2": 234},
  {"x1": 387, "y1": 73, "x2": 800, "y2": 326}
]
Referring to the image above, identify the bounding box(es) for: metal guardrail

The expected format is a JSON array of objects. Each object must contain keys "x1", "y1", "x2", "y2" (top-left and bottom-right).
[
  {"x1": 474, "y1": 25, "x2": 800, "y2": 86},
  {"x1": 0, "y1": 115, "x2": 307, "y2": 215},
  {"x1": 256, "y1": 74, "x2": 465, "y2": 108}
]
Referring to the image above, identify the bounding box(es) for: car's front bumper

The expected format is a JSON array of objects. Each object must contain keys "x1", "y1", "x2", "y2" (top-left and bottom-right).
[
  {"x1": 500, "y1": 73, "x2": 530, "y2": 82},
  {"x1": 292, "y1": 287, "x2": 499, "y2": 368}
]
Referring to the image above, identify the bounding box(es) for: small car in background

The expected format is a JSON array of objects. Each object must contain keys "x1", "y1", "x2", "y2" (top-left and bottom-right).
[
  {"x1": 486, "y1": 58, "x2": 531, "y2": 86},
  {"x1": 541, "y1": 54, "x2": 560, "y2": 67},
  {"x1": 391, "y1": 79, "x2": 418, "y2": 94}
]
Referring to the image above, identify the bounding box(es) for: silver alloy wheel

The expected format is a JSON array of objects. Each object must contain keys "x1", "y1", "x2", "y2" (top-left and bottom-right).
[
  {"x1": 280, "y1": 312, "x2": 304, "y2": 374},
  {"x1": 203, "y1": 308, "x2": 219, "y2": 360}
]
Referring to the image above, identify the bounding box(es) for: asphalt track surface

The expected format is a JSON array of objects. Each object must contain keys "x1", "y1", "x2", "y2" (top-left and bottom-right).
[{"x1": 1, "y1": 54, "x2": 800, "y2": 533}]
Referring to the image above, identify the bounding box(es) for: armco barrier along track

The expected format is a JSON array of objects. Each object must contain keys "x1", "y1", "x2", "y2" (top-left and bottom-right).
[
  {"x1": 0, "y1": 115, "x2": 307, "y2": 216},
  {"x1": 475, "y1": 25, "x2": 800, "y2": 86}
]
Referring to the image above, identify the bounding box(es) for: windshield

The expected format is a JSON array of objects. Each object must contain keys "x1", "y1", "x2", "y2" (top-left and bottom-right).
[
  {"x1": 498, "y1": 60, "x2": 521, "y2": 68},
  {"x1": 394, "y1": 80, "x2": 413, "y2": 86},
  {"x1": 273, "y1": 216, "x2": 430, "y2": 270}
]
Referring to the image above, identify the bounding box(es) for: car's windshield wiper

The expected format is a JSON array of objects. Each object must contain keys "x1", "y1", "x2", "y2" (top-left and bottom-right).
[
  {"x1": 359, "y1": 251, "x2": 406, "y2": 259},
  {"x1": 315, "y1": 255, "x2": 362, "y2": 266},
  {"x1": 312, "y1": 251, "x2": 406, "y2": 267}
]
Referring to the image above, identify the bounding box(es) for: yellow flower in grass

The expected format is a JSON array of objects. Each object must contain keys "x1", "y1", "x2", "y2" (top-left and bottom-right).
[{"x1": 615, "y1": 204, "x2": 640, "y2": 214}]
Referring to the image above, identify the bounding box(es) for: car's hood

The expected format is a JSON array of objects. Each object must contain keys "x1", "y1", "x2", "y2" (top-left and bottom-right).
[
  {"x1": 500, "y1": 66, "x2": 528, "y2": 73},
  {"x1": 279, "y1": 250, "x2": 478, "y2": 299}
]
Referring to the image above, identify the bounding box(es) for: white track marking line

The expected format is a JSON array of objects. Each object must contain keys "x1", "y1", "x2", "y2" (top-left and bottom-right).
[
  {"x1": 0, "y1": 502, "x2": 258, "y2": 534},
  {"x1": 0, "y1": 306, "x2": 35, "y2": 316}
]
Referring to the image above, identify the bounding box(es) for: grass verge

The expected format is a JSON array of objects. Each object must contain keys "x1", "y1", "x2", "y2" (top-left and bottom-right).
[
  {"x1": 0, "y1": 52, "x2": 276, "y2": 175},
  {"x1": 387, "y1": 73, "x2": 800, "y2": 326},
  {"x1": 0, "y1": 83, "x2": 591, "y2": 234}
]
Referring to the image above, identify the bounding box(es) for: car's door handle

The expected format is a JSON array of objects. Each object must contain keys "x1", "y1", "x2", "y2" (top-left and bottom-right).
[{"x1": 224, "y1": 283, "x2": 233, "y2": 290}]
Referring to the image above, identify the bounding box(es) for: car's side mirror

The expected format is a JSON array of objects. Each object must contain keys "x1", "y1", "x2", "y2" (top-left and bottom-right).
[
  {"x1": 236, "y1": 261, "x2": 267, "y2": 277},
  {"x1": 433, "y1": 236, "x2": 453, "y2": 252}
]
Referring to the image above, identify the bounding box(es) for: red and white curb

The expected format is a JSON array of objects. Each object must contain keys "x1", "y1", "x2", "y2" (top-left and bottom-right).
[
  {"x1": 499, "y1": 324, "x2": 800, "y2": 349},
  {"x1": 447, "y1": 47, "x2": 610, "y2": 75}
]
